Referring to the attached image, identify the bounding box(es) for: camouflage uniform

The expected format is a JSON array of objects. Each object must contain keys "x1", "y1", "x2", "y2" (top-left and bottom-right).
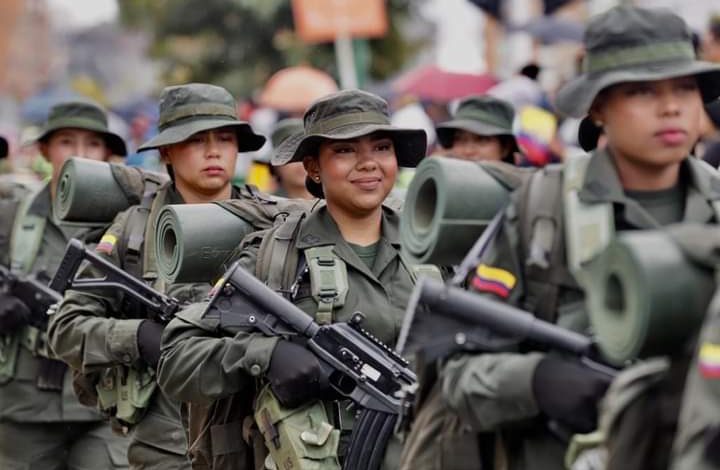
[
  {"x1": 400, "y1": 6, "x2": 720, "y2": 470},
  {"x1": 47, "y1": 84, "x2": 266, "y2": 470},
  {"x1": 157, "y1": 90, "x2": 427, "y2": 470},
  {"x1": 0, "y1": 101, "x2": 131, "y2": 469}
]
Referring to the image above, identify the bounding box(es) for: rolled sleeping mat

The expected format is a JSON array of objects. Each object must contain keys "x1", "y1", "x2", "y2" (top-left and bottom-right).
[
  {"x1": 585, "y1": 230, "x2": 715, "y2": 366},
  {"x1": 155, "y1": 203, "x2": 255, "y2": 284},
  {"x1": 400, "y1": 157, "x2": 512, "y2": 266},
  {"x1": 54, "y1": 157, "x2": 168, "y2": 224}
]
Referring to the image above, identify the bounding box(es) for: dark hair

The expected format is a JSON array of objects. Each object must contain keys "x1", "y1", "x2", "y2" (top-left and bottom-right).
[
  {"x1": 710, "y1": 15, "x2": 720, "y2": 39},
  {"x1": 520, "y1": 63, "x2": 540, "y2": 80}
]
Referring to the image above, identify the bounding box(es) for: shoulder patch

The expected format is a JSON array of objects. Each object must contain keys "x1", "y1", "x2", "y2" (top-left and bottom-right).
[
  {"x1": 470, "y1": 264, "x2": 516, "y2": 299},
  {"x1": 96, "y1": 233, "x2": 118, "y2": 254},
  {"x1": 699, "y1": 342, "x2": 720, "y2": 379}
]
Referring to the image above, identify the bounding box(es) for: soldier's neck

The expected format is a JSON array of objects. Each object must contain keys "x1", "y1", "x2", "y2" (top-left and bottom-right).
[
  {"x1": 612, "y1": 151, "x2": 682, "y2": 191},
  {"x1": 175, "y1": 182, "x2": 232, "y2": 204},
  {"x1": 327, "y1": 204, "x2": 382, "y2": 246}
]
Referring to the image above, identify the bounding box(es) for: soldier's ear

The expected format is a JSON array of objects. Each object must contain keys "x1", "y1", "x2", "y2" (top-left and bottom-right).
[
  {"x1": 38, "y1": 142, "x2": 50, "y2": 162},
  {"x1": 303, "y1": 156, "x2": 319, "y2": 179},
  {"x1": 158, "y1": 147, "x2": 170, "y2": 164}
]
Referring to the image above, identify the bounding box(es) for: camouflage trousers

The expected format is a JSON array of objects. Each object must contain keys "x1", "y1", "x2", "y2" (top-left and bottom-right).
[{"x1": 0, "y1": 419, "x2": 130, "y2": 470}]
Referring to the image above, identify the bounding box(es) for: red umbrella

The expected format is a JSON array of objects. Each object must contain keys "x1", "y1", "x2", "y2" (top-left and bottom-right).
[{"x1": 392, "y1": 65, "x2": 497, "y2": 102}]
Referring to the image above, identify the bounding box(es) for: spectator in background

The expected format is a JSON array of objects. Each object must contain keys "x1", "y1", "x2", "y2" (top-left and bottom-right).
[
  {"x1": 0, "y1": 136, "x2": 10, "y2": 175},
  {"x1": 700, "y1": 100, "x2": 720, "y2": 168},
  {"x1": 487, "y1": 63, "x2": 546, "y2": 110},
  {"x1": 435, "y1": 95, "x2": 519, "y2": 164},
  {"x1": 702, "y1": 15, "x2": 720, "y2": 63}
]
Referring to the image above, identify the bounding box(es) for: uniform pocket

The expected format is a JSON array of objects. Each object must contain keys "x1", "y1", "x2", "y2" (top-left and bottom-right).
[{"x1": 133, "y1": 410, "x2": 188, "y2": 455}]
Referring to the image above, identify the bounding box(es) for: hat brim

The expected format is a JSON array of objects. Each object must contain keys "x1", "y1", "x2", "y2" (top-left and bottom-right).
[
  {"x1": 436, "y1": 119, "x2": 515, "y2": 149},
  {"x1": 38, "y1": 122, "x2": 127, "y2": 157},
  {"x1": 138, "y1": 119, "x2": 266, "y2": 152},
  {"x1": 272, "y1": 123, "x2": 427, "y2": 168},
  {"x1": 555, "y1": 60, "x2": 720, "y2": 118}
]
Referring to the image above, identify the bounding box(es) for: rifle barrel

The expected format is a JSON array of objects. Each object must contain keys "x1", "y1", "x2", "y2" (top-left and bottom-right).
[{"x1": 418, "y1": 278, "x2": 592, "y2": 356}]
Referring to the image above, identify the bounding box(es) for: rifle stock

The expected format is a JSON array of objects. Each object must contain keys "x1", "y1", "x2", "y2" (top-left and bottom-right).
[{"x1": 50, "y1": 238, "x2": 181, "y2": 323}]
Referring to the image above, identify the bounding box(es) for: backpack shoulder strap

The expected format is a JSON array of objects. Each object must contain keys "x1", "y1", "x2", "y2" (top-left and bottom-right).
[
  {"x1": 119, "y1": 179, "x2": 162, "y2": 280},
  {"x1": 10, "y1": 186, "x2": 48, "y2": 274},
  {"x1": 562, "y1": 154, "x2": 615, "y2": 279},
  {"x1": 516, "y1": 164, "x2": 565, "y2": 319},
  {"x1": 256, "y1": 212, "x2": 306, "y2": 295}
]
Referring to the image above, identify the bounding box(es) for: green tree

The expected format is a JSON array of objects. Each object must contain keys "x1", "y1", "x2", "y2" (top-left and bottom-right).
[{"x1": 118, "y1": 0, "x2": 422, "y2": 97}]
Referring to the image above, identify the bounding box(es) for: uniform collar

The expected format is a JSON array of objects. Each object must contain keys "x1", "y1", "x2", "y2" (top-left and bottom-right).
[
  {"x1": 578, "y1": 149, "x2": 720, "y2": 228},
  {"x1": 295, "y1": 205, "x2": 402, "y2": 283}
]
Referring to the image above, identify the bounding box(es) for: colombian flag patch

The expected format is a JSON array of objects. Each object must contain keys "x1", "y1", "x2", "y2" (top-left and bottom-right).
[
  {"x1": 470, "y1": 264, "x2": 516, "y2": 299},
  {"x1": 95, "y1": 234, "x2": 117, "y2": 254},
  {"x1": 699, "y1": 342, "x2": 720, "y2": 379},
  {"x1": 208, "y1": 276, "x2": 226, "y2": 298}
]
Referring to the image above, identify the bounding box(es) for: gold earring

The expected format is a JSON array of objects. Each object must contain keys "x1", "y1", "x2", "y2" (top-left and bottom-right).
[{"x1": 315, "y1": 176, "x2": 321, "y2": 182}]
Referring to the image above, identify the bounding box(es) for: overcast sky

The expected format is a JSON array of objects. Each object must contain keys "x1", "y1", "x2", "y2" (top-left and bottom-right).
[{"x1": 48, "y1": 0, "x2": 118, "y2": 29}]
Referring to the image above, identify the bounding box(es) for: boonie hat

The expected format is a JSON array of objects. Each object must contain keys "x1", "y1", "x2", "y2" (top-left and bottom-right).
[
  {"x1": 37, "y1": 101, "x2": 127, "y2": 156},
  {"x1": 138, "y1": 83, "x2": 266, "y2": 152},
  {"x1": 272, "y1": 89, "x2": 426, "y2": 168},
  {"x1": 436, "y1": 95, "x2": 517, "y2": 149},
  {"x1": 555, "y1": 6, "x2": 720, "y2": 118},
  {"x1": 271, "y1": 118, "x2": 304, "y2": 148}
]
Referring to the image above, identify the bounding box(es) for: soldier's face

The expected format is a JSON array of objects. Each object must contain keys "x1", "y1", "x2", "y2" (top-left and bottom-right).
[
  {"x1": 40, "y1": 128, "x2": 111, "y2": 182},
  {"x1": 305, "y1": 132, "x2": 398, "y2": 216},
  {"x1": 592, "y1": 76, "x2": 702, "y2": 170},
  {"x1": 449, "y1": 130, "x2": 506, "y2": 162},
  {"x1": 162, "y1": 127, "x2": 238, "y2": 196}
]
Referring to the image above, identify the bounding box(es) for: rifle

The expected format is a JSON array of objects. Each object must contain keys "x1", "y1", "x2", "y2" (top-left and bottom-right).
[
  {"x1": 0, "y1": 264, "x2": 61, "y2": 329},
  {"x1": 50, "y1": 238, "x2": 181, "y2": 324},
  {"x1": 203, "y1": 261, "x2": 417, "y2": 470},
  {"x1": 397, "y1": 277, "x2": 617, "y2": 378}
]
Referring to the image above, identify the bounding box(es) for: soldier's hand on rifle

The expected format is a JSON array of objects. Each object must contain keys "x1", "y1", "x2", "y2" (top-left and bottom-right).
[
  {"x1": 0, "y1": 293, "x2": 31, "y2": 332},
  {"x1": 531, "y1": 355, "x2": 612, "y2": 434},
  {"x1": 137, "y1": 320, "x2": 165, "y2": 368},
  {"x1": 267, "y1": 339, "x2": 325, "y2": 408}
]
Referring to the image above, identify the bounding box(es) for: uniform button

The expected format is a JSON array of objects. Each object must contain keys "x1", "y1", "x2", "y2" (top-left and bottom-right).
[
  {"x1": 250, "y1": 364, "x2": 262, "y2": 376},
  {"x1": 123, "y1": 354, "x2": 131, "y2": 362}
]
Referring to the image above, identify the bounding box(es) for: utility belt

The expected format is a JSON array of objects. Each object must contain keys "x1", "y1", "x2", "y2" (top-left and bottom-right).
[
  {"x1": 95, "y1": 364, "x2": 157, "y2": 432},
  {"x1": 0, "y1": 326, "x2": 68, "y2": 391}
]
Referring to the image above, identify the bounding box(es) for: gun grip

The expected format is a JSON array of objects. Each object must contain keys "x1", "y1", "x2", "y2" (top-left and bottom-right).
[{"x1": 49, "y1": 238, "x2": 86, "y2": 294}]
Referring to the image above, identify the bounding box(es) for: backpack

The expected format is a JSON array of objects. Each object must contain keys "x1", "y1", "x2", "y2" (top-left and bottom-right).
[{"x1": 400, "y1": 155, "x2": 614, "y2": 470}]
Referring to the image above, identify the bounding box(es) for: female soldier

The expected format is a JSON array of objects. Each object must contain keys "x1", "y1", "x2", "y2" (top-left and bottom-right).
[
  {"x1": 0, "y1": 100, "x2": 131, "y2": 469},
  {"x1": 156, "y1": 89, "x2": 426, "y2": 470},
  {"x1": 47, "y1": 83, "x2": 267, "y2": 470},
  {"x1": 435, "y1": 95, "x2": 518, "y2": 163},
  {"x1": 400, "y1": 5, "x2": 720, "y2": 470}
]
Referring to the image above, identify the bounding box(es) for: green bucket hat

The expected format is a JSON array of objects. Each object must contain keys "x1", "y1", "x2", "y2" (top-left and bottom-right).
[
  {"x1": 555, "y1": 6, "x2": 720, "y2": 118},
  {"x1": 272, "y1": 89, "x2": 427, "y2": 168},
  {"x1": 436, "y1": 95, "x2": 517, "y2": 149},
  {"x1": 37, "y1": 101, "x2": 127, "y2": 156},
  {"x1": 271, "y1": 118, "x2": 304, "y2": 148},
  {"x1": 138, "y1": 83, "x2": 266, "y2": 152}
]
